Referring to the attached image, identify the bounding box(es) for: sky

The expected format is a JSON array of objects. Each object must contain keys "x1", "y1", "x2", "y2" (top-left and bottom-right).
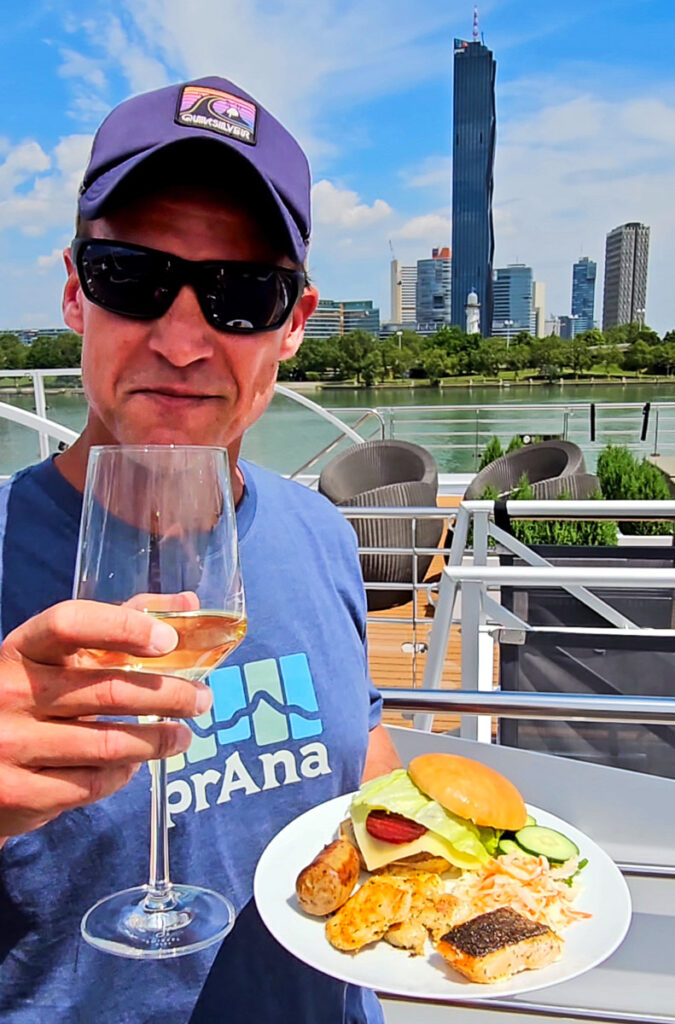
[{"x1": 0, "y1": 0, "x2": 674, "y2": 333}]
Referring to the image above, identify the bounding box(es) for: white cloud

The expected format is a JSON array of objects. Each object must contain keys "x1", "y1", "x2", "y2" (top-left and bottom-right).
[
  {"x1": 58, "y1": 47, "x2": 107, "y2": 90},
  {"x1": 492, "y1": 91, "x2": 675, "y2": 330},
  {"x1": 312, "y1": 180, "x2": 391, "y2": 229},
  {"x1": 0, "y1": 134, "x2": 91, "y2": 237},
  {"x1": 37, "y1": 247, "x2": 66, "y2": 270},
  {"x1": 394, "y1": 212, "x2": 451, "y2": 243}
]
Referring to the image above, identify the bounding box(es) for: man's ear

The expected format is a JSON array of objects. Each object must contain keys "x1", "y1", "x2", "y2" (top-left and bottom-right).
[
  {"x1": 62, "y1": 248, "x2": 85, "y2": 335},
  {"x1": 279, "y1": 284, "x2": 319, "y2": 361}
]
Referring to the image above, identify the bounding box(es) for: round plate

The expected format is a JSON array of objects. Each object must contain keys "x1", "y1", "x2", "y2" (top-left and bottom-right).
[{"x1": 253, "y1": 793, "x2": 632, "y2": 1001}]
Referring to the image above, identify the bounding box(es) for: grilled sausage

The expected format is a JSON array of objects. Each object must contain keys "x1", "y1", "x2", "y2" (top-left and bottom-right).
[{"x1": 296, "y1": 838, "x2": 360, "y2": 916}]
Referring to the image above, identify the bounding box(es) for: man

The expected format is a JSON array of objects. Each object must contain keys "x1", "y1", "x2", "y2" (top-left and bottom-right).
[{"x1": 0, "y1": 75, "x2": 399, "y2": 1023}]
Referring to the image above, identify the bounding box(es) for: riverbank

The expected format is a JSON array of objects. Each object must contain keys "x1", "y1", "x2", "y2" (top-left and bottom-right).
[{"x1": 317, "y1": 375, "x2": 675, "y2": 391}]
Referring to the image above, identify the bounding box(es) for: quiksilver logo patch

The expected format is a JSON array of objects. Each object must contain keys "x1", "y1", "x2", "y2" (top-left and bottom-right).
[{"x1": 175, "y1": 85, "x2": 257, "y2": 145}]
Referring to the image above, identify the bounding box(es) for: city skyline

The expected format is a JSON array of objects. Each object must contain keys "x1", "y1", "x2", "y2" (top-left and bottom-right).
[{"x1": 0, "y1": 2, "x2": 674, "y2": 332}]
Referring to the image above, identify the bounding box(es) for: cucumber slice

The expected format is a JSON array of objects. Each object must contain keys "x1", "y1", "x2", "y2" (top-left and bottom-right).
[
  {"x1": 514, "y1": 825, "x2": 579, "y2": 863},
  {"x1": 525, "y1": 813, "x2": 537, "y2": 828},
  {"x1": 497, "y1": 838, "x2": 522, "y2": 857}
]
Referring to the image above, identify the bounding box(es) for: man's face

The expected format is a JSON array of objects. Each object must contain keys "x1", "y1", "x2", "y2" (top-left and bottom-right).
[{"x1": 62, "y1": 185, "x2": 317, "y2": 453}]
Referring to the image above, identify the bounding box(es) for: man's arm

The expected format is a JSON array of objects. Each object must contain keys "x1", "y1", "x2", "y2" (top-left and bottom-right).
[{"x1": 362, "y1": 722, "x2": 402, "y2": 782}]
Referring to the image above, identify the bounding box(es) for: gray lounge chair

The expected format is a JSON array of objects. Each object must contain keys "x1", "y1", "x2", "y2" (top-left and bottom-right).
[
  {"x1": 318, "y1": 440, "x2": 444, "y2": 611},
  {"x1": 464, "y1": 440, "x2": 598, "y2": 500}
]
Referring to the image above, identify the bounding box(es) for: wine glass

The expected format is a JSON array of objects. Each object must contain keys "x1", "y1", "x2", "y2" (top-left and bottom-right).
[{"x1": 73, "y1": 444, "x2": 246, "y2": 959}]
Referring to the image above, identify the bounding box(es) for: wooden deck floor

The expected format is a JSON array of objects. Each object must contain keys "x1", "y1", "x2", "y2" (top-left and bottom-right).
[{"x1": 364, "y1": 496, "x2": 497, "y2": 734}]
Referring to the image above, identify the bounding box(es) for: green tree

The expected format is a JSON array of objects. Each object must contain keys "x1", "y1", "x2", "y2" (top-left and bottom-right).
[
  {"x1": 419, "y1": 348, "x2": 451, "y2": 386},
  {"x1": 25, "y1": 333, "x2": 82, "y2": 369},
  {"x1": 566, "y1": 336, "x2": 592, "y2": 377},
  {"x1": 336, "y1": 329, "x2": 377, "y2": 384},
  {"x1": 0, "y1": 333, "x2": 26, "y2": 370},
  {"x1": 506, "y1": 342, "x2": 531, "y2": 380},
  {"x1": 623, "y1": 339, "x2": 651, "y2": 373}
]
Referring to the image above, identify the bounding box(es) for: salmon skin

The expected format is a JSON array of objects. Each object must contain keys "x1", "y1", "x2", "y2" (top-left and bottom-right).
[{"x1": 436, "y1": 906, "x2": 563, "y2": 983}]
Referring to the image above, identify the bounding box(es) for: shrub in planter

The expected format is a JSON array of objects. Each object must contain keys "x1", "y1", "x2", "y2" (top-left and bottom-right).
[
  {"x1": 597, "y1": 445, "x2": 673, "y2": 537},
  {"x1": 507, "y1": 474, "x2": 618, "y2": 547},
  {"x1": 478, "y1": 436, "x2": 503, "y2": 470}
]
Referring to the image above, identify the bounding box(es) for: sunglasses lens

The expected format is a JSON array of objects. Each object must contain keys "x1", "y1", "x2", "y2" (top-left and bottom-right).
[
  {"x1": 75, "y1": 241, "x2": 302, "y2": 332},
  {"x1": 200, "y1": 266, "x2": 298, "y2": 332},
  {"x1": 78, "y1": 243, "x2": 176, "y2": 319}
]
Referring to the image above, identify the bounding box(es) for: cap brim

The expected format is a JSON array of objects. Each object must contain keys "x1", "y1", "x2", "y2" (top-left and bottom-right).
[{"x1": 78, "y1": 137, "x2": 307, "y2": 264}]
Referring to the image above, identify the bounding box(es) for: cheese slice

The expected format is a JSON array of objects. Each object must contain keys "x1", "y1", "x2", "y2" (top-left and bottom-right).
[{"x1": 352, "y1": 814, "x2": 482, "y2": 872}]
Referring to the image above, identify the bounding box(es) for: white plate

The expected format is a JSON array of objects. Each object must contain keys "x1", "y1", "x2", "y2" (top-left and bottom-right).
[{"x1": 254, "y1": 793, "x2": 632, "y2": 1002}]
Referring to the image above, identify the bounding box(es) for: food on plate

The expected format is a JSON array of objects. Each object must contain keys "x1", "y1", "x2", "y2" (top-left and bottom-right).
[
  {"x1": 325, "y1": 876, "x2": 412, "y2": 951},
  {"x1": 513, "y1": 825, "x2": 580, "y2": 863},
  {"x1": 295, "y1": 838, "x2": 360, "y2": 916},
  {"x1": 293, "y1": 761, "x2": 591, "y2": 985},
  {"x1": 349, "y1": 755, "x2": 528, "y2": 873},
  {"x1": 325, "y1": 868, "x2": 461, "y2": 956},
  {"x1": 382, "y1": 871, "x2": 461, "y2": 955},
  {"x1": 449, "y1": 850, "x2": 592, "y2": 932},
  {"x1": 436, "y1": 906, "x2": 564, "y2": 983}
]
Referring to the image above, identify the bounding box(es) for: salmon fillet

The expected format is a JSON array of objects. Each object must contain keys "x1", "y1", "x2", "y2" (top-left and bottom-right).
[{"x1": 436, "y1": 906, "x2": 564, "y2": 983}]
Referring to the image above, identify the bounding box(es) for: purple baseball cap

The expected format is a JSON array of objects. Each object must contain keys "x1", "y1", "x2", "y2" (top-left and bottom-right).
[{"x1": 78, "y1": 75, "x2": 311, "y2": 262}]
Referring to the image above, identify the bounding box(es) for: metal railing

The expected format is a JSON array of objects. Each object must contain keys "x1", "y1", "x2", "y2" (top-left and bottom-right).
[
  {"x1": 326, "y1": 400, "x2": 675, "y2": 470},
  {"x1": 415, "y1": 498, "x2": 675, "y2": 738}
]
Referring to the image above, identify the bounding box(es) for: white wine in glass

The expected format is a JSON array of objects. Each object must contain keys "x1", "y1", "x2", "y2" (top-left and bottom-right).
[{"x1": 74, "y1": 444, "x2": 246, "y2": 959}]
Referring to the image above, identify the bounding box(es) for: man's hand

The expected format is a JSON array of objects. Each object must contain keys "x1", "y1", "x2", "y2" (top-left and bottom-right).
[{"x1": 0, "y1": 600, "x2": 212, "y2": 843}]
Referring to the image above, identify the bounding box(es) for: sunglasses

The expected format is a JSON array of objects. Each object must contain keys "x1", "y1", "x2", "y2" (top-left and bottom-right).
[{"x1": 70, "y1": 238, "x2": 306, "y2": 334}]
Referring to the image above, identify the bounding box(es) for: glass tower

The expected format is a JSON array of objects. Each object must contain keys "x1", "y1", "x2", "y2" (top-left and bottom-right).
[
  {"x1": 571, "y1": 256, "x2": 596, "y2": 333},
  {"x1": 450, "y1": 38, "x2": 496, "y2": 335}
]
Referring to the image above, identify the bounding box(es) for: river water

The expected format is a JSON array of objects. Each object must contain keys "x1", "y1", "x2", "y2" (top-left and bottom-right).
[{"x1": 2, "y1": 381, "x2": 675, "y2": 477}]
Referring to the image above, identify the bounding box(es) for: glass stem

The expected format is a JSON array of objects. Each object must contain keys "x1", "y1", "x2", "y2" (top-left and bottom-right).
[{"x1": 144, "y1": 741, "x2": 175, "y2": 912}]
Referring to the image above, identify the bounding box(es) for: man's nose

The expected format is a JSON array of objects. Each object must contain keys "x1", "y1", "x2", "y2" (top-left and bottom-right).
[{"x1": 147, "y1": 284, "x2": 215, "y2": 366}]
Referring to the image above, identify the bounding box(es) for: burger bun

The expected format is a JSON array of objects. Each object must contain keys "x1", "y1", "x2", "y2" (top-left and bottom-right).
[{"x1": 408, "y1": 753, "x2": 527, "y2": 832}]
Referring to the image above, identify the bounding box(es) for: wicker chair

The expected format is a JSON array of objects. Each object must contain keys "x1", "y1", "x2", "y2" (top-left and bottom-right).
[
  {"x1": 319, "y1": 441, "x2": 445, "y2": 611},
  {"x1": 464, "y1": 440, "x2": 598, "y2": 501}
]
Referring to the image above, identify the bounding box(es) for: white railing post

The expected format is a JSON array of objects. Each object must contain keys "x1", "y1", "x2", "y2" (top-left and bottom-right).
[{"x1": 32, "y1": 372, "x2": 50, "y2": 461}]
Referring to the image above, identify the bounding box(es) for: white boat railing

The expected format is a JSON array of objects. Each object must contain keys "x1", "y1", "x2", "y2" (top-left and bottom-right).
[{"x1": 414, "y1": 499, "x2": 675, "y2": 739}]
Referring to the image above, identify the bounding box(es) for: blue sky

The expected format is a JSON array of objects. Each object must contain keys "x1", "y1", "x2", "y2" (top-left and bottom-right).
[{"x1": 0, "y1": 0, "x2": 674, "y2": 332}]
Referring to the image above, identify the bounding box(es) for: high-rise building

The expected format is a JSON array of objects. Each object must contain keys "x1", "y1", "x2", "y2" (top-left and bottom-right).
[
  {"x1": 532, "y1": 281, "x2": 546, "y2": 338},
  {"x1": 492, "y1": 264, "x2": 533, "y2": 339},
  {"x1": 305, "y1": 299, "x2": 380, "y2": 339},
  {"x1": 602, "y1": 223, "x2": 650, "y2": 330},
  {"x1": 450, "y1": 30, "x2": 496, "y2": 335},
  {"x1": 416, "y1": 247, "x2": 452, "y2": 326},
  {"x1": 571, "y1": 256, "x2": 596, "y2": 333},
  {"x1": 389, "y1": 259, "x2": 417, "y2": 325}
]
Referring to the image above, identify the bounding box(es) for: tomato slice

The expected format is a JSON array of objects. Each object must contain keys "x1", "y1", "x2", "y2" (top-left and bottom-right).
[{"x1": 365, "y1": 809, "x2": 428, "y2": 845}]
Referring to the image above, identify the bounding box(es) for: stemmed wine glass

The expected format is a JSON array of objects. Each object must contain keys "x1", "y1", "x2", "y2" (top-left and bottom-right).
[{"x1": 73, "y1": 445, "x2": 246, "y2": 959}]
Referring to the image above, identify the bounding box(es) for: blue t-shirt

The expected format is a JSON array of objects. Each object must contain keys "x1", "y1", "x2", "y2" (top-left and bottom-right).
[{"x1": 0, "y1": 457, "x2": 384, "y2": 1024}]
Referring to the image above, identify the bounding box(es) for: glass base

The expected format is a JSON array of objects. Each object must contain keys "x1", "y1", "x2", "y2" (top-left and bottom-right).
[{"x1": 81, "y1": 883, "x2": 236, "y2": 959}]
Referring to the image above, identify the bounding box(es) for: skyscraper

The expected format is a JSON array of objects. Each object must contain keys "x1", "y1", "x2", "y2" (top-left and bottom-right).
[
  {"x1": 450, "y1": 30, "x2": 496, "y2": 335},
  {"x1": 389, "y1": 259, "x2": 417, "y2": 325},
  {"x1": 416, "y1": 247, "x2": 452, "y2": 326},
  {"x1": 602, "y1": 223, "x2": 650, "y2": 330},
  {"x1": 571, "y1": 256, "x2": 596, "y2": 333},
  {"x1": 492, "y1": 264, "x2": 533, "y2": 339}
]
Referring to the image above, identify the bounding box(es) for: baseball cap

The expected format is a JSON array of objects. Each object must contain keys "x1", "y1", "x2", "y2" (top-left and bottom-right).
[{"x1": 78, "y1": 76, "x2": 311, "y2": 263}]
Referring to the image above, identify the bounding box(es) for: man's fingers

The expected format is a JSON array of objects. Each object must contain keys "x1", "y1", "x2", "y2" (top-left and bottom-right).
[
  {"x1": 0, "y1": 763, "x2": 143, "y2": 831},
  {"x1": 23, "y1": 666, "x2": 212, "y2": 719},
  {"x1": 124, "y1": 591, "x2": 200, "y2": 612},
  {"x1": 3, "y1": 719, "x2": 193, "y2": 769},
  {"x1": 5, "y1": 600, "x2": 178, "y2": 666}
]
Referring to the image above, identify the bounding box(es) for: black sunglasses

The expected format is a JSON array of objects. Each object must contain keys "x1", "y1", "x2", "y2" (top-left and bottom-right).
[{"x1": 71, "y1": 238, "x2": 306, "y2": 334}]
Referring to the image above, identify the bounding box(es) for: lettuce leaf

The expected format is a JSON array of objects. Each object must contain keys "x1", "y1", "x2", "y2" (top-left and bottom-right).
[{"x1": 352, "y1": 769, "x2": 490, "y2": 864}]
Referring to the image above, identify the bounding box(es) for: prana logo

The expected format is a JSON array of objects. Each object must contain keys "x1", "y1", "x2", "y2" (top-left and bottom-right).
[{"x1": 168, "y1": 653, "x2": 323, "y2": 773}]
